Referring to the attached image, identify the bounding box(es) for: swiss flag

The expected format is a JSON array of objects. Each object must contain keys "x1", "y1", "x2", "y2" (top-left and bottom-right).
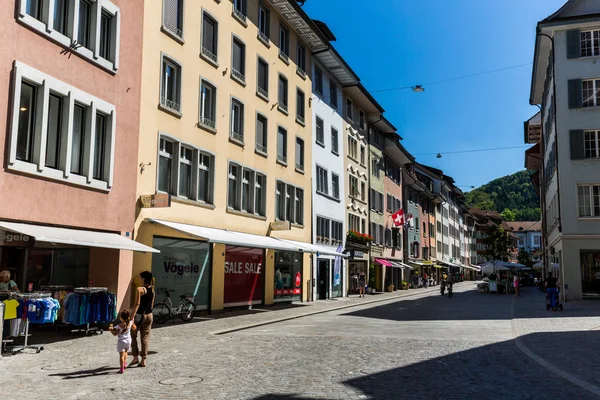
[{"x1": 392, "y1": 209, "x2": 405, "y2": 227}]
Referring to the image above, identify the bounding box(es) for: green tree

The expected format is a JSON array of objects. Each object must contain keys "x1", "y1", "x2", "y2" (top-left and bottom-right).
[
  {"x1": 517, "y1": 248, "x2": 533, "y2": 268},
  {"x1": 500, "y1": 208, "x2": 516, "y2": 221},
  {"x1": 482, "y1": 226, "x2": 512, "y2": 262}
]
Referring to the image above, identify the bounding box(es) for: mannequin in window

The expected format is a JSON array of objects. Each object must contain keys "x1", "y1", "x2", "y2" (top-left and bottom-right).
[{"x1": 0, "y1": 270, "x2": 18, "y2": 291}]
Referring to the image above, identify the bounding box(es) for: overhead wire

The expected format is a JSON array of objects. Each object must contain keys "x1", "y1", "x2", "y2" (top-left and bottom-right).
[{"x1": 413, "y1": 145, "x2": 531, "y2": 156}]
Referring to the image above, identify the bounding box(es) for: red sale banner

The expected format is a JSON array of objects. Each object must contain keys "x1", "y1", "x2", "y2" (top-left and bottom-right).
[{"x1": 224, "y1": 246, "x2": 264, "y2": 306}]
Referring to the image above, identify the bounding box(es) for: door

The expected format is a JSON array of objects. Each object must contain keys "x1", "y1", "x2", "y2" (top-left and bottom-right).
[{"x1": 317, "y1": 259, "x2": 329, "y2": 300}]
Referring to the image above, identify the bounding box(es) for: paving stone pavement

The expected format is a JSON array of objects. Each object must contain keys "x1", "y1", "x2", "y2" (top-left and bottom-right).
[{"x1": 1, "y1": 282, "x2": 597, "y2": 399}]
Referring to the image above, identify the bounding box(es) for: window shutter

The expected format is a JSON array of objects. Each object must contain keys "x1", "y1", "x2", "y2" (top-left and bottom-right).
[
  {"x1": 163, "y1": 0, "x2": 181, "y2": 34},
  {"x1": 566, "y1": 30, "x2": 581, "y2": 59},
  {"x1": 568, "y1": 79, "x2": 583, "y2": 109},
  {"x1": 570, "y1": 130, "x2": 585, "y2": 160}
]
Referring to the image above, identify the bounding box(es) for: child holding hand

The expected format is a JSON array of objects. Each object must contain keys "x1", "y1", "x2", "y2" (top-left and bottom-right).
[{"x1": 109, "y1": 310, "x2": 136, "y2": 373}]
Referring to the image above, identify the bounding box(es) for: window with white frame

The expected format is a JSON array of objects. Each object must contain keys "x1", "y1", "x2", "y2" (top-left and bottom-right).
[
  {"x1": 360, "y1": 181, "x2": 366, "y2": 202},
  {"x1": 360, "y1": 145, "x2": 365, "y2": 165},
  {"x1": 584, "y1": 130, "x2": 600, "y2": 158},
  {"x1": 316, "y1": 166, "x2": 328, "y2": 195},
  {"x1": 332, "y1": 173, "x2": 340, "y2": 199},
  {"x1": 232, "y1": 37, "x2": 246, "y2": 84},
  {"x1": 348, "y1": 214, "x2": 362, "y2": 233},
  {"x1": 201, "y1": 12, "x2": 218, "y2": 64},
  {"x1": 295, "y1": 137, "x2": 304, "y2": 171},
  {"x1": 228, "y1": 163, "x2": 240, "y2": 209},
  {"x1": 277, "y1": 126, "x2": 287, "y2": 164},
  {"x1": 18, "y1": 0, "x2": 120, "y2": 72},
  {"x1": 163, "y1": 0, "x2": 184, "y2": 38},
  {"x1": 255, "y1": 173, "x2": 266, "y2": 216},
  {"x1": 580, "y1": 30, "x2": 600, "y2": 57},
  {"x1": 256, "y1": 113, "x2": 268, "y2": 154},
  {"x1": 200, "y1": 80, "x2": 216, "y2": 130},
  {"x1": 228, "y1": 164, "x2": 266, "y2": 216},
  {"x1": 331, "y1": 127, "x2": 339, "y2": 155},
  {"x1": 257, "y1": 58, "x2": 269, "y2": 99},
  {"x1": 316, "y1": 216, "x2": 330, "y2": 243},
  {"x1": 578, "y1": 184, "x2": 600, "y2": 217},
  {"x1": 295, "y1": 188, "x2": 304, "y2": 225},
  {"x1": 278, "y1": 74, "x2": 288, "y2": 112},
  {"x1": 314, "y1": 65, "x2": 323, "y2": 95},
  {"x1": 316, "y1": 117, "x2": 324, "y2": 145},
  {"x1": 583, "y1": 79, "x2": 600, "y2": 108},
  {"x1": 275, "y1": 180, "x2": 303, "y2": 224},
  {"x1": 332, "y1": 220, "x2": 343, "y2": 244},
  {"x1": 160, "y1": 55, "x2": 182, "y2": 114},
  {"x1": 348, "y1": 135, "x2": 358, "y2": 159},
  {"x1": 349, "y1": 175, "x2": 359, "y2": 198},
  {"x1": 10, "y1": 62, "x2": 115, "y2": 190},
  {"x1": 296, "y1": 89, "x2": 305, "y2": 124},
  {"x1": 230, "y1": 99, "x2": 244, "y2": 143},
  {"x1": 157, "y1": 134, "x2": 214, "y2": 204},
  {"x1": 533, "y1": 236, "x2": 541, "y2": 247},
  {"x1": 257, "y1": 3, "x2": 270, "y2": 43},
  {"x1": 372, "y1": 157, "x2": 380, "y2": 178}
]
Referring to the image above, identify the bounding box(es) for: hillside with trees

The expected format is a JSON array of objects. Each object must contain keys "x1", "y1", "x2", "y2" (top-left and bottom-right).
[{"x1": 465, "y1": 170, "x2": 540, "y2": 221}]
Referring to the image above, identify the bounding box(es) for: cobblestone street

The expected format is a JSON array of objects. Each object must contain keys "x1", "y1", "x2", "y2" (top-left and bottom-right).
[{"x1": 2, "y1": 283, "x2": 599, "y2": 399}]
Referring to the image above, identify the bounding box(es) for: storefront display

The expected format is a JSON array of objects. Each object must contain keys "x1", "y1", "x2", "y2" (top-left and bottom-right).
[
  {"x1": 151, "y1": 237, "x2": 211, "y2": 310},
  {"x1": 581, "y1": 251, "x2": 600, "y2": 295},
  {"x1": 224, "y1": 246, "x2": 264, "y2": 307},
  {"x1": 332, "y1": 256, "x2": 343, "y2": 298},
  {"x1": 274, "y1": 251, "x2": 302, "y2": 302}
]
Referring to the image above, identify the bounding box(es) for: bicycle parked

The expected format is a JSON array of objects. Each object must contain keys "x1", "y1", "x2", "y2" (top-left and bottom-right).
[{"x1": 152, "y1": 288, "x2": 197, "y2": 324}]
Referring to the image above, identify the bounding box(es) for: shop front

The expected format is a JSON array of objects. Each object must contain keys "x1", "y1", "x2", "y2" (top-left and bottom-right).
[
  {"x1": 225, "y1": 246, "x2": 264, "y2": 307},
  {"x1": 581, "y1": 251, "x2": 600, "y2": 297},
  {"x1": 274, "y1": 251, "x2": 302, "y2": 302},
  {"x1": 315, "y1": 256, "x2": 344, "y2": 300}
]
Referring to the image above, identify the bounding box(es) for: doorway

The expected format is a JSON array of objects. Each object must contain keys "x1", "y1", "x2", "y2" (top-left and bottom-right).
[{"x1": 317, "y1": 259, "x2": 329, "y2": 300}]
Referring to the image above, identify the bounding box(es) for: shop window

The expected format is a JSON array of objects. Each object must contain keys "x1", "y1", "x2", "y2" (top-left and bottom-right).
[
  {"x1": 224, "y1": 246, "x2": 263, "y2": 307},
  {"x1": 274, "y1": 251, "x2": 302, "y2": 302},
  {"x1": 9, "y1": 62, "x2": 116, "y2": 190},
  {"x1": 151, "y1": 237, "x2": 211, "y2": 310}
]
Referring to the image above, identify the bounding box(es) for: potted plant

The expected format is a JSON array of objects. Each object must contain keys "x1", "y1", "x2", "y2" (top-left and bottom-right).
[
  {"x1": 346, "y1": 230, "x2": 373, "y2": 245},
  {"x1": 401, "y1": 281, "x2": 409, "y2": 290},
  {"x1": 387, "y1": 283, "x2": 395, "y2": 292}
]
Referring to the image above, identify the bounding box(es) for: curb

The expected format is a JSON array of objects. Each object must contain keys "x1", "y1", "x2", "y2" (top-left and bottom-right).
[
  {"x1": 211, "y1": 282, "x2": 469, "y2": 335},
  {"x1": 511, "y1": 295, "x2": 600, "y2": 397}
]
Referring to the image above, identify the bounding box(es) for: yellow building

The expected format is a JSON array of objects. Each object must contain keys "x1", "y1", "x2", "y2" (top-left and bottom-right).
[{"x1": 133, "y1": 0, "x2": 329, "y2": 311}]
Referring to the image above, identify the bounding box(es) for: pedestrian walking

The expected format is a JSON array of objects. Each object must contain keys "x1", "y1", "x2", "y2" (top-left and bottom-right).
[
  {"x1": 513, "y1": 274, "x2": 520, "y2": 296},
  {"x1": 545, "y1": 272, "x2": 559, "y2": 311},
  {"x1": 358, "y1": 270, "x2": 366, "y2": 297},
  {"x1": 130, "y1": 271, "x2": 155, "y2": 367},
  {"x1": 109, "y1": 310, "x2": 135, "y2": 374}
]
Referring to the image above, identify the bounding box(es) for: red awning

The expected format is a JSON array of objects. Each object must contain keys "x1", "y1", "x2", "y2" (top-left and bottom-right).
[{"x1": 374, "y1": 258, "x2": 392, "y2": 267}]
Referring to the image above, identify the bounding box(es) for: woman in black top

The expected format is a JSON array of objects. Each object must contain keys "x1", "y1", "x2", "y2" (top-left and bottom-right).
[
  {"x1": 130, "y1": 271, "x2": 154, "y2": 367},
  {"x1": 545, "y1": 272, "x2": 559, "y2": 311}
]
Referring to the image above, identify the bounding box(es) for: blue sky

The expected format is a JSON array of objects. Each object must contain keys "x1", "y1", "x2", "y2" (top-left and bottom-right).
[{"x1": 303, "y1": 0, "x2": 566, "y2": 190}]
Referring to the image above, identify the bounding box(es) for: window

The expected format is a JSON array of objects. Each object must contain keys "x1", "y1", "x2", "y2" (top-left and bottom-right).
[
  {"x1": 178, "y1": 146, "x2": 193, "y2": 198},
  {"x1": 360, "y1": 181, "x2": 366, "y2": 202},
  {"x1": 160, "y1": 55, "x2": 182, "y2": 113},
  {"x1": 359, "y1": 110, "x2": 365, "y2": 130},
  {"x1": 582, "y1": 79, "x2": 600, "y2": 108},
  {"x1": 346, "y1": 98, "x2": 353, "y2": 121},
  {"x1": 233, "y1": 0, "x2": 247, "y2": 23},
  {"x1": 332, "y1": 173, "x2": 340, "y2": 199},
  {"x1": 360, "y1": 145, "x2": 365, "y2": 165},
  {"x1": 286, "y1": 185, "x2": 293, "y2": 221},
  {"x1": 53, "y1": 0, "x2": 68, "y2": 35},
  {"x1": 297, "y1": 44, "x2": 306, "y2": 75},
  {"x1": 254, "y1": 174, "x2": 266, "y2": 216},
  {"x1": 202, "y1": 12, "x2": 218, "y2": 63},
  {"x1": 256, "y1": 114, "x2": 268, "y2": 154},
  {"x1": 329, "y1": 82, "x2": 338, "y2": 109},
  {"x1": 373, "y1": 128, "x2": 382, "y2": 145},
  {"x1": 317, "y1": 217, "x2": 330, "y2": 242},
  {"x1": 232, "y1": 38, "x2": 246, "y2": 84},
  {"x1": 200, "y1": 80, "x2": 216, "y2": 129},
  {"x1": 163, "y1": 0, "x2": 184, "y2": 38},
  {"x1": 332, "y1": 221, "x2": 343, "y2": 243},
  {"x1": 228, "y1": 164, "x2": 240, "y2": 209},
  {"x1": 316, "y1": 166, "x2": 328, "y2": 195},
  {"x1": 257, "y1": 58, "x2": 269, "y2": 98},
  {"x1": 348, "y1": 136, "x2": 358, "y2": 159},
  {"x1": 278, "y1": 75, "x2": 288, "y2": 112},
  {"x1": 580, "y1": 30, "x2": 600, "y2": 57},
  {"x1": 230, "y1": 99, "x2": 244, "y2": 143},
  {"x1": 349, "y1": 176, "x2": 359, "y2": 198},
  {"x1": 228, "y1": 164, "x2": 265, "y2": 215},
  {"x1": 198, "y1": 152, "x2": 212, "y2": 204},
  {"x1": 578, "y1": 184, "x2": 600, "y2": 217},
  {"x1": 296, "y1": 89, "x2": 305, "y2": 124},
  {"x1": 26, "y1": 0, "x2": 42, "y2": 19},
  {"x1": 386, "y1": 194, "x2": 393, "y2": 212},
  {"x1": 277, "y1": 126, "x2": 287, "y2": 164},
  {"x1": 372, "y1": 157, "x2": 380, "y2": 178},
  {"x1": 279, "y1": 23, "x2": 289, "y2": 61},
  {"x1": 45, "y1": 93, "x2": 63, "y2": 169},
  {"x1": 10, "y1": 62, "x2": 116, "y2": 190},
  {"x1": 316, "y1": 117, "x2": 324, "y2": 145},
  {"x1": 370, "y1": 190, "x2": 384, "y2": 213},
  {"x1": 158, "y1": 138, "x2": 174, "y2": 193},
  {"x1": 349, "y1": 214, "x2": 361, "y2": 232},
  {"x1": 385, "y1": 228, "x2": 392, "y2": 247},
  {"x1": 99, "y1": 11, "x2": 114, "y2": 61},
  {"x1": 295, "y1": 137, "x2": 304, "y2": 171},
  {"x1": 242, "y1": 169, "x2": 252, "y2": 212},
  {"x1": 276, "y1": 181, "x2": 285, "y2": 220},
  {"x1": 257, "y1": 4, "x2": 270, "y2": 43},
  {"x1": 77, "y1": 0, "x2": 93, "y2": 49},
  {"x1": 585, "y1": 130, "x2": 600, "y2": 158},
  {"x1": 534, "y1": 236, "x2": 541, "y2": 247},
  {"x1": 331, "y1": 127, "x2": 339, "y2": 155},
  {"x1": 295, "y1": 188, "x2": 303, "y2": 225},
  {"x1": 393, "y1": 228, "x2": 401, "y2": 248},
  {"x1": 314, "y1": 65, "x2": 323, "y2": 95}
]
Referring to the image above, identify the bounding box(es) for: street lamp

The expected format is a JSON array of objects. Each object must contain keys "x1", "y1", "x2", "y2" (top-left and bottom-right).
[{"x1": 413, "y1": 85, "x2": 425, "y2": 93}]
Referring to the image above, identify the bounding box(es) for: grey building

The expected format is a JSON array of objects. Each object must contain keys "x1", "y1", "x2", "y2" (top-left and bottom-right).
[{"x1": 529, "y1": 0, "x2": 600, "y2": 299}]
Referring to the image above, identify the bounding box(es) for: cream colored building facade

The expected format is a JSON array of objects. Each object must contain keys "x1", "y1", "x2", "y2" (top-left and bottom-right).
[{"x1": 133, "y1": 0, "x2": 331, "y2": 311}]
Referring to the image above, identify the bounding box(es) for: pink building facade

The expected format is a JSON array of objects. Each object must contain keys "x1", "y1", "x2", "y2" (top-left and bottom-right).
[{"x1": 0, "y1": 0, "x2": 151, "y2": 305}]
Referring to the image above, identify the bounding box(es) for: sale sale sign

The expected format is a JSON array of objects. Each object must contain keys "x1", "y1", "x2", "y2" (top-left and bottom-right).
[{"x1": 224, "y1": 246, "x2": 264, "y2": 307}]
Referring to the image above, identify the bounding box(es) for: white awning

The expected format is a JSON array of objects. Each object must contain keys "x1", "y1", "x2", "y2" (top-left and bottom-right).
[
  {"x1": 0, "y1": 221, "x2": 159, "y2": 253},
  {"x1": 389, "y1": 261, "x2": 405, "y2": 269},
  {"x1": 148, "y1": 219, "x2": 313, "y2": 253},
  {"x1": 278, "y1": 239, "x2": 347, "y2": 257},
  {"x1": 463, "y1": 265, "x2": 481, "y2": 271}
]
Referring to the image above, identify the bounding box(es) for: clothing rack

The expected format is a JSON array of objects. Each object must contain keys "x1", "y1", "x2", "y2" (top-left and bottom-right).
[
  {"x1": 74, "y1": 287, "x2": 108, "y2": 294},
  {"x1": 40, "y1": 285, "x2": 74, "y2": 292},
  {"x1": 5, "y1": 292, "x2": 51, "y2": 355},
  {"x1": 69, "y1": 288, "x2": 108, "y2": 335}
]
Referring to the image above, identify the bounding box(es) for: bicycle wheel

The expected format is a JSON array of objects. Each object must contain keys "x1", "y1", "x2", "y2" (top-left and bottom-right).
[
  {"x1": 179, "y1": 300, "x2": 197, "y2": 322},
  {"x1": 152, "y1": 302, "x2": 171, "y2": 324}
]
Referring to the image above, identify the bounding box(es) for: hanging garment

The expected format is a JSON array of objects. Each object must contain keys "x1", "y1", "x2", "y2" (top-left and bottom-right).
[{"x1": 3, "y1": 299, "x2": 19, "y2": 320}]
